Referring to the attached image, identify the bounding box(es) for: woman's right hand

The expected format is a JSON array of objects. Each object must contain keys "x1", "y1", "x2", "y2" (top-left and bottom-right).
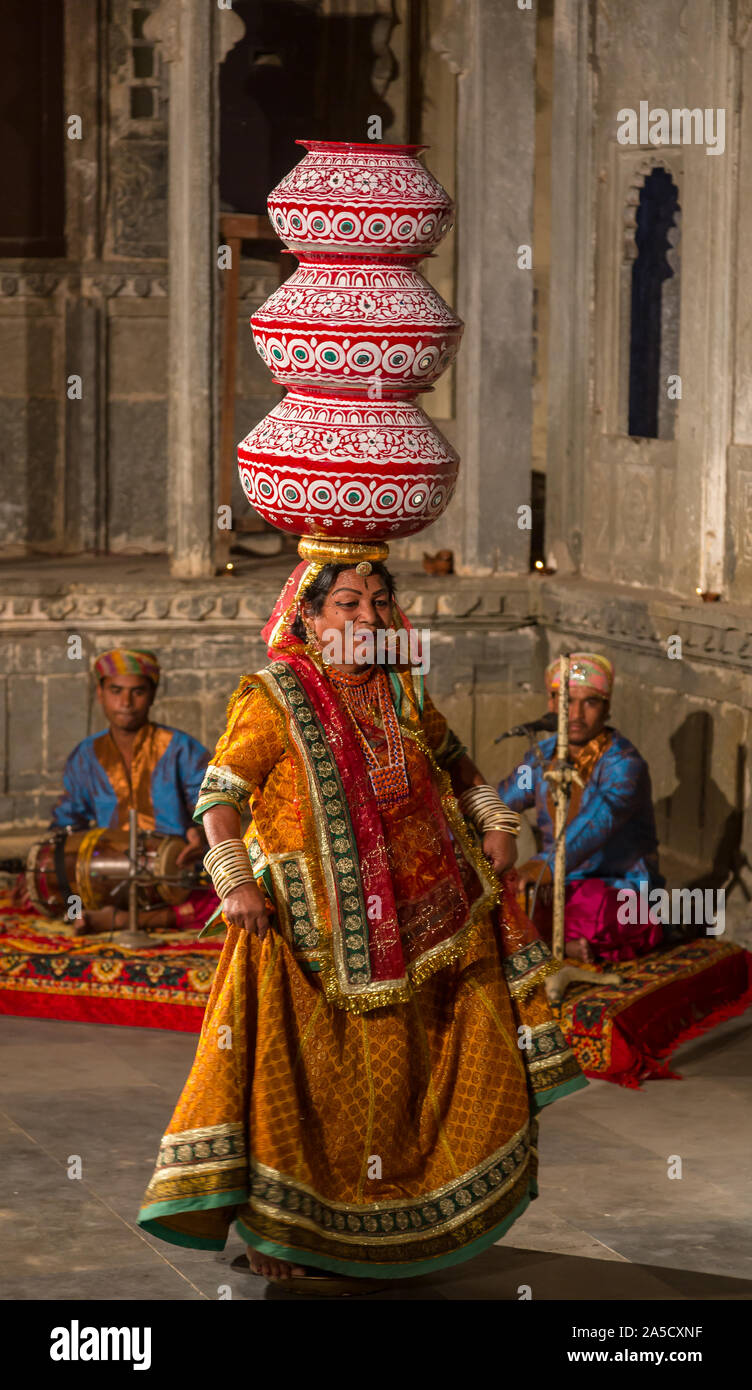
[{"x1": 221, "y1": 880, "x2": 273, "y2": 939}]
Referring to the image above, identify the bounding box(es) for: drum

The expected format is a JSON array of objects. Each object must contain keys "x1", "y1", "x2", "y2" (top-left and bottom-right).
[{"x1": 26, "y1": 829, "x2": 196, "y2": 919}]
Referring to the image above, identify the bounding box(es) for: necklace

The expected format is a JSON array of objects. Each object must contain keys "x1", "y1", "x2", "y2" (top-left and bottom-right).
[{"x1": 328, "y1": 666, "x2": 410, "y2": 808}]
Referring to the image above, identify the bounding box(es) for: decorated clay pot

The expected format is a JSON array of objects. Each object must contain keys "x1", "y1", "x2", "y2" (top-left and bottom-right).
[
  {"x1": 267, "y1": 141, "x2": 454, "y2": 257},
  {"x1": 251, "y1": 255, "x2": 463, "y2": 393},
  {"x1": 237, "y1": 389, "x2": 458, "y2": 540}
]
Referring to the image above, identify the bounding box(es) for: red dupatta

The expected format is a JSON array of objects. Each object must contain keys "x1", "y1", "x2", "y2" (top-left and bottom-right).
[
  {"x1": 261, "y1": 562, "x2": 408, "y2": 983},
  {"x1": 258, "y1": 561, "x2": 554, "y2": 1008}
]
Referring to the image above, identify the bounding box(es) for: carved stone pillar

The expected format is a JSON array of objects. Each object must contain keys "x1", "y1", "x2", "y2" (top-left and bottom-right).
[
  {"x1": 674, "y1": 0, "x2": 735, "y2": 596},
  {"x1": 145, "y1": 0, "x2": 244, "y2": 578},
  {"x1": 545, "y1": 0, "x2": 592, "y2": 575},
  {"x1": 447, "y1": 0, "x2": 536, "y2": 573},
  {"x1": 62, "y1": 0, "x2": 106, "y2": 553}
]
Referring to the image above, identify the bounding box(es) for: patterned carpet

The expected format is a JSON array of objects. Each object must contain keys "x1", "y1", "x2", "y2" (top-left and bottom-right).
[
  {"x1": 1, "y1": 890, "x2": 751, "y2": 1086},
  {"x1": 551, "y1": 937, "x2": 752, "y2": 1087},
  {"x1": 0, "y1": 889, "x2": 222, "y2": 1031}
]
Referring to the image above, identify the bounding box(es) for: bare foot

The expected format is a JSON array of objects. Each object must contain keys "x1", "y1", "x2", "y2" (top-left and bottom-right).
[
  {"x1": 78, "y1": 907, "x2": 117, "y2": 933},
  {"x1": 565, "y1": 936, "x2": 593, "y2": 963},
  {"x1": 82, "y1": 908, "x2": 136, "y2": 933},
  {"x1": 246, "y1": 1249, "x2": 307, "y2": 1280}
]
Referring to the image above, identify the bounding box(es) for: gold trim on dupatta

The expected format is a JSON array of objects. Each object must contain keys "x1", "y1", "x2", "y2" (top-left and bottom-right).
[{"x1": 255, "y1": 667, "x2": 501, "y2": 1014}]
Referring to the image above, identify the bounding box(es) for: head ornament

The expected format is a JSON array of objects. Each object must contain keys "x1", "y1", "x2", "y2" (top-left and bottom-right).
[{"x1": 545, "y1": 651, "x2": 613, "y2": 699}]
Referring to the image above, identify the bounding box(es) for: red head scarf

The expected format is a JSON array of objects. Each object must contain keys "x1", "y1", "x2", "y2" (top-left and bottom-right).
[
  {"x1": 260, "y1": 559, "x2": 421, "y2": 666},
  {"x1": 260, "y1": 560, "x2": 312, "y2": 656}
]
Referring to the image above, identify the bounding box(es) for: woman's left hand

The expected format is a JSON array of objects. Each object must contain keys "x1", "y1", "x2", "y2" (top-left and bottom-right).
[{"x1": 482, "y1": 830, "x2": 517, "y2": 875}]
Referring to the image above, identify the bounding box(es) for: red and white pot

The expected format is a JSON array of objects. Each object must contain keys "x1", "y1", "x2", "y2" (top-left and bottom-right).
[
  {"x1": 237, "y1": 388, "x2": 458, "y2": 540},
  {"x1": 267, "y1": 141, "x2": 454, "y2": 258},
  {"x1": 251, "y1": 255, "x2": 463, "y2": 393}
]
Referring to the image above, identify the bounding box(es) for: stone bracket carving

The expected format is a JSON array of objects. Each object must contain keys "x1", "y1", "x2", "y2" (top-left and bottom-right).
[
  {"x1": 1, "y1": 274, "x2": 62, "y2": 298},
  {"x1": 541, "y1": 585, "x2": 752, "y2": 673},
  {"x1": 0, "y1": 267, "x2": 169, "y2": 300},
  {"x1": 144, "y1": 0, "x2": 246, "y2": 65},
  {"x1": 429, "y1": 0, "x2": 471, "y2": 76}
]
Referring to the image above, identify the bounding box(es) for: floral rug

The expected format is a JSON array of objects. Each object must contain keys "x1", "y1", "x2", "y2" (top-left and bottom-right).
[
  {"x1": 0, "y1": 889, "x2": 222, "y2": 1031},
  {"x1": 551, "y1": 937, "x2": 752, "y2": 1087},
  {"x1": 1, "y1": 891, "x2": 750, "y2": 1080}
]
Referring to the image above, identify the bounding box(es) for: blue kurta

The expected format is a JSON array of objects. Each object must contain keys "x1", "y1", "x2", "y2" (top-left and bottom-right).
[
  {"x1": 51, "y1": 723, "x2": 210, "y2": 837},
  {"x1": 498, "y1": 729, "x2": 664, "y2": 894}
]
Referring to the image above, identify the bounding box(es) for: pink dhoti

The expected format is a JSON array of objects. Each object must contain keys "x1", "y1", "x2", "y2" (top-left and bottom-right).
[
  {"x1": 532, "y1": 878, "x2": 663, "y2": 963},
  {"x1": 171, "y1": 886, "x2": 219, "y2": 932}
]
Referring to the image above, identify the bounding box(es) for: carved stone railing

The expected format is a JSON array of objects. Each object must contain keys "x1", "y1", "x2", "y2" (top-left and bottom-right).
[{"x1": 3, "y1": 568, "x2": 752, "y2": 684}]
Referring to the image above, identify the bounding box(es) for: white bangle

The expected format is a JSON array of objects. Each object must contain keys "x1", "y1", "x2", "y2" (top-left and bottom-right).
[
  {"x1": 204, "y1": 839, "x2": 254, "y2": 900},
  {"x1": 458, "y1": 785, "x2": 521, "y2": 837}
]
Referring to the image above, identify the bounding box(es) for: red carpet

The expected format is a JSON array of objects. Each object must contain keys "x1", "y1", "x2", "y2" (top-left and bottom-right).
[
  {"x1": 0, "y1": 891, "x2": 222, "y2": 1032},
  {"x1": 552, "y1": 937, "x2": 752, "y2": 1088},
  {"x1": 1, "y1": 893, "x2": 751, "y2": 1083}
]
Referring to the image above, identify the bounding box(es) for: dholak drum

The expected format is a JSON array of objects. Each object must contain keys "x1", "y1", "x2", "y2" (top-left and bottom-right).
[{"x1": 26, "y1": 829, "x2": 195, "y2": 919}]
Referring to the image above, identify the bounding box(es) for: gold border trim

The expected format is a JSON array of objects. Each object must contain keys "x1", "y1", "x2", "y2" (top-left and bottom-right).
[
  {"x1": 252, "y1": 667, "x2": 501, "y2": 1014},
  {"x1": 248, "y1": 1166, "x2": 525, "y2": 1247},
  {"x1": 268, "y1": 851, "x2": 319, "y2": 954},
  {"x1": 159, "y1": 1122, "x2": 243, "y2": 1145},
  {"x1": 249, "y1": 1121, "x2": 528, "y2": 1212}
]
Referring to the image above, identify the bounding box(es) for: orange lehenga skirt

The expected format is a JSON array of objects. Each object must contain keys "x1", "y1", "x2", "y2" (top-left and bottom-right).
[
  {"x1": 137, "y1": 896, "x2": 584, "y2": 1277},
  {"x1": 138, "y1": 665, "x2": 585, "y2": 1277}
]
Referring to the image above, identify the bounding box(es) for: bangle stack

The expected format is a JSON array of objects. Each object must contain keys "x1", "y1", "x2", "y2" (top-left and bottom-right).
[
  {"x1": 204, "y1": 839, "x2": 254, "y2": 900},
  {"x1": 458, "y1": 785, "x2": 521, "y2": 837}
]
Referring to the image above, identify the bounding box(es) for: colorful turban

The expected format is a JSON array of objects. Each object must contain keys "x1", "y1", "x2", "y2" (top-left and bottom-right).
[
  {"x1": 93, "y1": 649, "x2": 160, "y2": 687},
  {"x1": 545, "y1": 651, "x2": 613, "y2": 699}
]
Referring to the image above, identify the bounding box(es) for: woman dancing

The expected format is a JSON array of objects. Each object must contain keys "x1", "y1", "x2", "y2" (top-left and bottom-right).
[{"x1": 138, "y1": 541, "x2": 585, "y2": 1292}]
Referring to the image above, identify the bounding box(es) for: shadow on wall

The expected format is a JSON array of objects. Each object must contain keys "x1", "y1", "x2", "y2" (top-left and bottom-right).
[{"x1": 654, "y1": 711, "x2": 750, "y2": 900}]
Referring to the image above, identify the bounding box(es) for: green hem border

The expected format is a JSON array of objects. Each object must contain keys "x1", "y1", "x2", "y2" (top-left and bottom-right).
[
  {"x1": 138, "y1": 1220, "x2": 225, "y2": 1251},
  {"x1": 235, "y1": 1188, "x2": 532, "y2": 1280},
  {"x1": 193, "y1": 796, "x2": 246, "y2": 825},
  {"x1": 532, "y1": 1072, "x2": 589, "y2": 1112},
  {"x1": 137, "y1": 1189, "x2": 249, "y2": 1250}
]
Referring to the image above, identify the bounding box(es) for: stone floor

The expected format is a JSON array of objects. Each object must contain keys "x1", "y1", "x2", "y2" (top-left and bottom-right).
[{"x1": 1, "y1": 1010, "x2": 751, "y2": 1302}]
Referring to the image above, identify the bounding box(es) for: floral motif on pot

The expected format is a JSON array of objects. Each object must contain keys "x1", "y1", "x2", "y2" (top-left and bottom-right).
[
  {"x1": 268, "y1": 141, "x2": 454, "y2": 257},
  {"x1": 251, "y1": 257, "x2": 463, "y2": 391},
  {"x1": 237, "y1": 390, "x2": 458, "y2": 540}
]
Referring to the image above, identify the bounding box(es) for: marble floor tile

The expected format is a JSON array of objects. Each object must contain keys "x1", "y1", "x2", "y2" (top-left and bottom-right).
[{"x1": 2, "y1": 1006, "x2": 751, "y2": 1300}]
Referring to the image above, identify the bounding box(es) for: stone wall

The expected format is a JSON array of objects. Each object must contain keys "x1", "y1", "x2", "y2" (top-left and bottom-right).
[
  {"x1": 0, "y1": 273, "x2": 65, "y2": 553},
  {"x1": 0, "y1": 564, "x2": 540, "y2": 831},
  {"x1": 0, "y1": 258, "x2": 283, "y2": 556},
  {"x1": 547, "y1": 0, "x2": 744, "y2": 601},
  {"x1": 3, "y1": 564, "x2": 752, "y2": 915}
]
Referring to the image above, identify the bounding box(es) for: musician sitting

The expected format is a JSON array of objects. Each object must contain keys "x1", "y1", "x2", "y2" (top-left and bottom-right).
[
  {"x1": 497, "y1": 651, "x2": 665, "y2": 964},
  {"x1": 50, "y1": 648, "x2": 216, "y2": 932}
]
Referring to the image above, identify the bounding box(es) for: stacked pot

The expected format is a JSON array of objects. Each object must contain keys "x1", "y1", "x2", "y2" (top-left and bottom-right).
[{"x1": 238, "y1": 140, "x2": 463, "y2": 542}]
